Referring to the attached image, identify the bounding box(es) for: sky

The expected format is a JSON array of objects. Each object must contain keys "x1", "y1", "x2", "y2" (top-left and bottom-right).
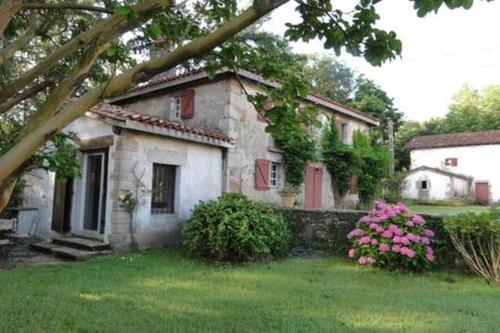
[{"x1": 263, "y1": 0, "x2": 500, "y2": 122}]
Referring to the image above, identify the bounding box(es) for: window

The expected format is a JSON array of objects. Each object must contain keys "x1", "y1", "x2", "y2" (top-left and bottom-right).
[
  {"x1": 341, "y1": 123, "x2": 349, "y2": 143},
  {"x1": 151, "y1": 164, "x2": 176, "y2": 214},
  {"x1": 270, "y1": 162, "x2": 280, "y2": 187},
  {"x1": 445, "y1": 158, "x2": 458, "y2": 167},
  {"x1": 171, "y1": 96, "x2": 182, "y2": 119},
  {"x1": 420, "y1": 180, "x2": 428, "y2": 190}
]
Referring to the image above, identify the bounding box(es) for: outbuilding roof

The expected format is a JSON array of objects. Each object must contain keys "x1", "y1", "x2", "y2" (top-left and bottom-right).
[
  {"x1": 107, "y1": 69, "x2": 380, "y2": 126},
  {"x1": 407, "y1": 166, "x2": 471, "y2": 181},
  {"x1": 406, "y1": 130, "x2": 500, "y2": 150},
  {"x1": 89, "y1": 103, "x2": 233, "y2": 147}
]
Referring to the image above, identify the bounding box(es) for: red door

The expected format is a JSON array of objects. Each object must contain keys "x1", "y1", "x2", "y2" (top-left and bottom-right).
[
  {"x1": 305, "y1": 165, "x2": 323, "y2": 209},
  {"x1": 475, "y1": 182, "x2": 490, "y2": 204}
]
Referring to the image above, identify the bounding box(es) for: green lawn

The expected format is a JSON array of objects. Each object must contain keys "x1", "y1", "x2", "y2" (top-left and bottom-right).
[
  {"x1": 1, "y1": 250, "x2": 499, "y2": 332},
  {"x1": 407, "y1": 204, "x2": 489, "y2": 215}
]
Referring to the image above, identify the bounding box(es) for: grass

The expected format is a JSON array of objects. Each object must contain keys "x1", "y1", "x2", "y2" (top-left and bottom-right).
[
  {"x1": 407, "y1": 204, "x2": 489, "y2": 215},
  {"x1": 1, "y1": 250, "x2": 499, "y2": 332}
]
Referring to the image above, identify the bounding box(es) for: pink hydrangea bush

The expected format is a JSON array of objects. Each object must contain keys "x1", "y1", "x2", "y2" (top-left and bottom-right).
[{"x1": 347, "y1": 201, "x2": 435, "y2": 271}]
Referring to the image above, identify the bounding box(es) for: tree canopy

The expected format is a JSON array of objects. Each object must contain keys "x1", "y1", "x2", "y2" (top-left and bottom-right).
[{"x1": 0, "y1": 0, "x2": 490, "y2": 211}]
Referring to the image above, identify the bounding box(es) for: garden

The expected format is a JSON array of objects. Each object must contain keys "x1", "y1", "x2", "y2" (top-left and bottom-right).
[{"x1": 1, "y1": 194, "x2": 499, "y2": 332}]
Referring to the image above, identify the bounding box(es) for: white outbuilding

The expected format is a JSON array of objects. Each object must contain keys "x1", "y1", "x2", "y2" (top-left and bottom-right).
[{"x1": 402, "y1": 130, "x2": 500, "y2": 204}]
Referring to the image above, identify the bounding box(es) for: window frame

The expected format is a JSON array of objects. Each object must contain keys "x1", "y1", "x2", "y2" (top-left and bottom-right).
[
  {"x1": 151, "y1": 163, "x2": 177, "y2": 215},
  {"x1": 420, "y1": 180, "x2": 428, "y2": 190},
  {"x1": 171, "y1": 96, "x2": 182, "y2": 120},
  {"x1": 270, "y1": 162, "x2": 280, "y2": 187},
  {"x1": 341, "y1": 123, "x2": 349, "y2": 143}
]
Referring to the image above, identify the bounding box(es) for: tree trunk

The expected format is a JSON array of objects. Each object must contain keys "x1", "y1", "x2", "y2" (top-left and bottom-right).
[
  {"x1": 0, "y1": 175, "x2": 18, "y2": 214},
  {"x1": 0, "y1": 0, "x2": 22, "y2": 40}
]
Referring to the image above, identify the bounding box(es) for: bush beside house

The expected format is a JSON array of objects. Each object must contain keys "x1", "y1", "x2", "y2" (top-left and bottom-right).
[{"x1": 182, "y1": 193, "x2": 291, "y2": 263}]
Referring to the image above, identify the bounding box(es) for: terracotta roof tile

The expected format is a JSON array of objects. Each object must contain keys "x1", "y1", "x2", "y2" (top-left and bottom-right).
[
  {"x1": 406, "y1": 130, "x2": 500, "y2": 150},
  {"x1": 89, "y1": 103, "x2": 233, "y2": 144}
]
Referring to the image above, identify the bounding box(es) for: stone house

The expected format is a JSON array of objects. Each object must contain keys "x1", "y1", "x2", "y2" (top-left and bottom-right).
[
  {"x1": 19, "y1": 69, "x2": 379, "y2": 250},
  {"x1": 402, "y1": 130, "x2": 500, "y2": 204}
]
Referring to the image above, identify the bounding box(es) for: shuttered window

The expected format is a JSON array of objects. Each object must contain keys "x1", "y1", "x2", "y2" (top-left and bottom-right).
[
  {"x1": 445, "y1": 158, "x2": 458, "y2": 167},
  {"x1": 151, "y1": 164, "x2": 176, "y2": 214},
  {"x1": 255, "y1": 159, "x2": 270, "y2": 190},
  {"x1": 181, "y1": 89, "x2": 195, "y2": 119}
]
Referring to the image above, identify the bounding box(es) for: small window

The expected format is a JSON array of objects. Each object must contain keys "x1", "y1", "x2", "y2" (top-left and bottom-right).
[
  {"x1": 420, "y1": 180, "x2": 428, "y2": 190},
  {"x1": 341, "y1": 123, "x2": 349, "y2": 143},
  {"x1": 171, "y1": 96, "x2": 182, "y2": 119},
  {"x1": 151, "y1": 164, "x2": 176, "y2": 214},
  {"x1": 270, "y1": 162, "x2": 280, "y2": 187},
  {"x1": 445, "y1": 158, "x2": 458, "y2": 167}
]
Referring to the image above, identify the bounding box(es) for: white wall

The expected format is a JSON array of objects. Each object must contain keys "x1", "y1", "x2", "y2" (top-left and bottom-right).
[
  {"x1": 402, "y1": 169, "x2": 469, "y2": 201},
  {"x1": 410, "y1": 144, "x2": 500, "y2": 202},
  {"x1": 110, "y1": 131, "x2": 223, "y2": 249}
]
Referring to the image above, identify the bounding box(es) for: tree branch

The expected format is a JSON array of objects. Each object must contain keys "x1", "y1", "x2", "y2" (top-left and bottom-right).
[
  {"x1": 0, "y1": 0, "x2": 290, "y2": 183},
  {"x1": 0, "y1": 0, "x2": 22, "y2": 40},
  {"x1": 0, "y1": 0, "x2": 172, "y2": 105},
  {"x1": 0, "y1": 80, "x2": 52, "y2": 115},
  {"x1": 0, "y1": 19, "x2": 45, "y2": 66},
  {"x1": 21, "y1": 3, "x2": 114, "y2": 14}
]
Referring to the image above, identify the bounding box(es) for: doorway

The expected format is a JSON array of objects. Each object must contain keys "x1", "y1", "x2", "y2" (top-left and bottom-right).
[
  {"x1": 82, "y1": 150, "x2": 108, "y2": 235},
  {"x1": 475, "y1": 182, "x2": 490, "y2": 204},
  {"x1": 305, "y1": 165, "x2": 323, "y2": 209},
  {"x1": 51, "y1": 177, "x2": 73, "y2": 233}
]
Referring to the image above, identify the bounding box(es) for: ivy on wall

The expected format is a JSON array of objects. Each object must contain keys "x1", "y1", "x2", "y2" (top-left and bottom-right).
[{"x1": 321, "y1": 118, "x2": 389, "y2": 204}]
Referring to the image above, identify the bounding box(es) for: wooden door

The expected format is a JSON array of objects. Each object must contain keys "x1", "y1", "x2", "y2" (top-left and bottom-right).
[
  {"x1": 83, "y1": 151, "x2": 108, "y2": 234},
  {"x1": 51, "y1": 177, "x2": 73, "y2": 233},
  {"x1": 475, "y1": 182, "x2": 490, "y2": 204},
  {"x1": 305, "y1": 165, "x2": 323, "y2": 209}
]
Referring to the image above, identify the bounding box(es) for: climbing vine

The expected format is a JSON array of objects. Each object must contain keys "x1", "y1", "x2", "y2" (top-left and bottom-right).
[
  {"x1": 248, "y1": 72, "x2": 318, "y2": 193},
  {"x1": 321, "y1": 118, "x2": 358, "y2": 197},
  {"x1": 321, "y1": 118, "x2": 389, "y2": 204}
]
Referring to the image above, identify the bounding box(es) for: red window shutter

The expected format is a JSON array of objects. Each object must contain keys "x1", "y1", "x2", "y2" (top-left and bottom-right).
[
  {"x1": 181, "y1": 89, "x2": 195, "y2": 119},
  {"x1": 313, "y1": 167, "x2": 323, "y2": 209},
  {"x1": 255, "y1": 159, "x2": 270, "y2": 190},
  {"x1": 451, "y1": 158, "x2": 458, "y2": 166}
]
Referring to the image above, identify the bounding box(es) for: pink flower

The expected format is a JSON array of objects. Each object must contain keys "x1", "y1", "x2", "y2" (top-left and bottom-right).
[
  {"x1": 347, "y1": 228, "x2": 364, "y2": 240},
  {"x1": 382, "y1": 230, "x2": 394, "y2": 239},
  {"x1": 425, "y1": 246, "x2": 433, "y2": 255},
  {"x1": 406, "y1": 220, "x2": 415, "y2": 227},
  {"x1": 371, "y1": 239, "x2": 379, "y2": 245},
  {"x1": 400, "y1": 236, "x2": 410, "y2": 245},
  {"x1": 369, "y1": 223, "x2": 379, "y2": 230},
  {"x1": 358, "y1": 257, "x2": 368, "y2": 265},
  {"x1": 379, "y1": 244, "x2": 390, "y2": 253},
  {"x1": 348, "y1": 249, "x2": 356, "y2": 258},
  {"x1": 366, "y1": 257, "x2": 376, "y2": 264},
  {"x1": 375, "y1": 201, "x2": 387, "y2": 211},
  {"x1": 359, "y1": 236, "x2": 372, "y2": 245},
  {"x1": 407, "y1": 233, "x2": 418, "y2": 242},
  {"x1": 421, "y1": 237, "x2": 430, "y2": 245},
  {"x1": 401, "y1": 247, "x2": 415, "y2": 258},
  {"x1": 395, "y1": 202, "x2": 409, "y2": 213},
  {"x1": 392, "y1": 245, "x2": 401, "y2": 253},
  {"x1": 359, "y1": 216, "x2": 371, "y2": 224},
  {"x1": 413, "y1": 215, "x2": 425, "y2": 225},
  {"x1": 392, "y1": 236, "x2": 402, "y2": 244},
  {"x1": 388, "y1": 224, "x2": 402, "y2": 235},
  {"x1": 423, "y1": 229, "x2": 435, "y2": 238},
  {"x1": 426, "y1": 253, "x2": 434, "y2": 262},
  {"x1": 376, "y1": 226, "x2": 385, "y2": 234}
]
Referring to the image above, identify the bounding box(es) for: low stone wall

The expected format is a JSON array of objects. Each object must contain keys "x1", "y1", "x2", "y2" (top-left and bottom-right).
[{"x1": 282, "y1": 209, "x2": 461, "y2": 269}]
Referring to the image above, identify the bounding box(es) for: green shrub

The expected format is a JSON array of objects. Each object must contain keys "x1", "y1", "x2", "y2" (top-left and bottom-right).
[
  {"x1": 182, "y1": 193, "x2": 291, "y2": 263},
  {"x1": 444, "y1": 210, "x2": 500, "y2": 284}
]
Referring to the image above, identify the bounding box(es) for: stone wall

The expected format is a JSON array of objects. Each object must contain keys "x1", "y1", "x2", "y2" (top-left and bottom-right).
[{"x1": 283, "y1": 209, "x2": 461, "y2": 269}]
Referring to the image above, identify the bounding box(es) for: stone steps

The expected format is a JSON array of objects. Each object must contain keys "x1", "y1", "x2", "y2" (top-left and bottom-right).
[{"x1": 31, "y1": 237, "x2": 112, "y2": 261}]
